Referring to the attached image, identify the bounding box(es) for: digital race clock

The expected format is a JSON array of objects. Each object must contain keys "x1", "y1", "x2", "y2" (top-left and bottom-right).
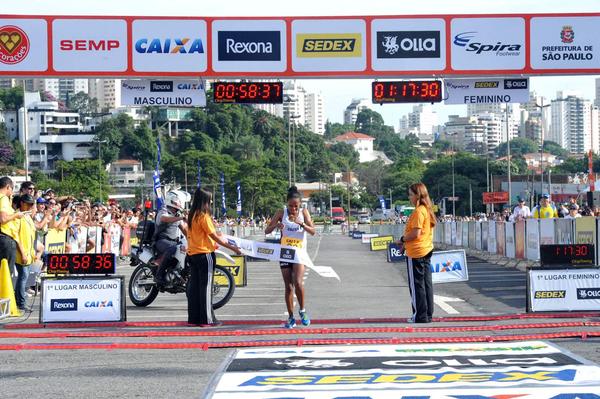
[
  {"x1": 213, "y1": 82, "x2": 283, "y2": 104},
  {"x1": 539, "y1": 244, "x2": 595, "y2": 267},
  {"x1": 372, "y1": 80, "x2": 443, "y2": 104},
  {"x1": 46, "y1": 253, "x2": 116, "y2": 275}
]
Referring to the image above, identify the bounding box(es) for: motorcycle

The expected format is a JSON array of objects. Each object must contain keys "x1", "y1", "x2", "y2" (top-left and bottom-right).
[{"x1": 128, "y1": 219, "x2": 236, "y2": 309}]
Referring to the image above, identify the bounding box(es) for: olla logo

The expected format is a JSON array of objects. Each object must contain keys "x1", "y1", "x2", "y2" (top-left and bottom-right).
[{"x1": 0, "y1": 25, "x2": 30, "y2": 65}]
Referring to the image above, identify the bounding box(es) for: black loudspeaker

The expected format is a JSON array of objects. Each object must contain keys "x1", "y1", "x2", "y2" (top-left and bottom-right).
[{"x1": 587, "y1": 191, "x2": 600, "y2": 207}]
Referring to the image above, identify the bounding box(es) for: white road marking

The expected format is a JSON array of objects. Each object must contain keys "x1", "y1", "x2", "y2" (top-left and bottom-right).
[{"x1": 434, "y1": 295, "x2": 464, "y2": 315}]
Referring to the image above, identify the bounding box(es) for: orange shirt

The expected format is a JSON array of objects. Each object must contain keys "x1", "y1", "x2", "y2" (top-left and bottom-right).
[
  {"x1": 187, "y1": 213, "x2": 217, "y2": 255},
  {"x1": 404, "y1": 205, "x2": 434, "y2": 259}
]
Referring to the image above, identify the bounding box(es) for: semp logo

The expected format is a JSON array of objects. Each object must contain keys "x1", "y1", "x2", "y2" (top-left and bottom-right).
[
  {"x1": 280, "y1": 247, "x2": 296, "y2": 261},
  {"x1": 297, "y1": 33, "x2": 361, "y2": 58},
  {"x1": 377, "y1": 31, "x2": 440, "y2": 59},
  {"x1": 504, "y1": 78, "x2": 528, "y2": 89},
  {"x1": 85, "y1": 300, "x2": 114, "y2": 308},
  {"x1": 59, "y1": 39, "x2": 120, "y2": 51},
  {"x1": 135, "y1": 37, "x2": 204, "y2": 54},
  {"x1": 150, "y1": 81, "x2": 173, "y2": 92},
  {"x1": 535, "y1": 290, "x2": 566, "y2": 299},
  {"x1": 453, "y1": 31, "x2": 521, "y2": 56},
  {"x1": 218, "y1": 31, "x2": 280, "y2": 61},
  {"x1": 577, "y1": 287, "x2": 600, "y2": 300},
  {"x1": 0, "y1": 25, "x2": 30, "y2": 65},
  {"x1": 50, "y1": 298, "x2": 78, "y2": 311}
]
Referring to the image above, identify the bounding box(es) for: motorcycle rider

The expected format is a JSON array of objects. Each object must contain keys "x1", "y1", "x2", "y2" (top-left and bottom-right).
[{"x1": 154, "y1": 191, "x2": 189, "y2": 285}]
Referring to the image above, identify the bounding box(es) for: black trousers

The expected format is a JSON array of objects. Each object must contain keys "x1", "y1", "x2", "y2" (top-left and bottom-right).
[
  {"x1": 0, "y1": 234, "x2": 17, "y2": 277},
  {"x1": 406, "y1": 250, "x2": 434, "y2": 323},
  {"x1": 186, "y1": 252, "x2": 216, "y2": 325}
]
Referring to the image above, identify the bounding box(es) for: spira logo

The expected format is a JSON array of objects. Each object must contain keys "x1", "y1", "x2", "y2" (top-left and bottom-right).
[{"x1": 454, "y1": 31, "x2": 521, "y2": 55}]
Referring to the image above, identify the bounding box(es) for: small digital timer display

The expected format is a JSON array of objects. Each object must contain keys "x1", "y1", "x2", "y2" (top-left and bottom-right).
[
  {"x1": 372, "y1": 80, "x2": 443, "y2": 104},
  {"x1": 46, "y1": 253, "x2": 116, "y2": 275},
  {"x1": 539, "y1": 244, "x2": 595, "y2": 266},
  {"x1": 213, "y1": 82, "x2": 283, "y2": 104}
]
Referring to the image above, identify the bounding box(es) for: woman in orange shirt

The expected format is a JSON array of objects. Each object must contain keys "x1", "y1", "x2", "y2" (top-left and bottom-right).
[
  {"x1": 187, "y1": 188, "x2": 241, "y2": 326},
  {"x1": 398, "y1": 183, "x2": 436, "y2": 324}
]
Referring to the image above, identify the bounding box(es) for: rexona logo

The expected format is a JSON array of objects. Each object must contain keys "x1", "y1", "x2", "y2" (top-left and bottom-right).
[
  {"x1": 0, "y1": 25, "x2": 30, "y2": 65},
  {"x1": 85, "y1": 300, "x2": 114, "y2": 308},
  {"x1": 297, "y1": 33, "x2": 361, "y2": 58},
  {"x1": 135, "y1": 38, "x2": 204, "y2": 54},
  {"x1": 150, "y1": 81, "x2": 173, "y2": 92},
  {"x1": 535, "y1": 290, "x2": 566, "y2": 299},
  {"x1": 377, "y1": 31, "x2": 440, "y2": 59},
  {"x1": 218, "y1": 31, "x2": 280, "y2": 61},
  {"x1": 50, "y1": 298, "x2": 78, "y2": 311},
  {"x1": 59, "y1": 39, "x2": 120, "y2": 51},
  {"x1": 453, "y1": 31, "x2": 521, "y2": 56},
  {"x1": 577, "y1": 287, "x2": 600, "y2": 300}
]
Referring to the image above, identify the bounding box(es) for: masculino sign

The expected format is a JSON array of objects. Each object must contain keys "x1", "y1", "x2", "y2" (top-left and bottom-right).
[
  {"x1": 121, "y1": 79, "x2": 206, "y2": 107},
  {"x1": 444, "y1": 77, "x2": 529, "y2": 105},
  {"x1": 528, "y1": 268, "x2": 600, "y2": 312},
  {"x1": 40, "y1": 276, "x2": 125, "y2": 323},
  {"x1": 430, "y1": 250, "x2": 469, "y2": 284}
]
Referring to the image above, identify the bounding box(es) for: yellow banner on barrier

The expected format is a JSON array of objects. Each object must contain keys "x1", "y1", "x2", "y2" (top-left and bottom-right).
[
  {"x1": 370, "y1": 235, "x2": 394, "y2": 251},
  {"x1": 215, "y1": 255, "x2": 247, "y2": 287},
  {"x1": 45, "y1": 229, "x2": 67, "y2": 254}
]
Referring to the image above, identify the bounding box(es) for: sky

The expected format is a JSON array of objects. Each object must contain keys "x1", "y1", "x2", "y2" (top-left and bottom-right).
[{"x1": 9, "y1": 0, "x2": 600, "y2": 128}]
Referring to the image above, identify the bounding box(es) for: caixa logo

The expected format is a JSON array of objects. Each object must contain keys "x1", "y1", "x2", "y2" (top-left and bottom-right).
[
  {"x1": 85, "y1": 300, "x2": 114, "y2": 308},
  {"x1": 453, "y1": 31, "x2": 521, "y2": 55},
  {"x1": 430, "y1": 260, "x2": 462, "y2": 273},
  {"x1": 135, "y1": 38, "x2": 204, "y2": 54}
]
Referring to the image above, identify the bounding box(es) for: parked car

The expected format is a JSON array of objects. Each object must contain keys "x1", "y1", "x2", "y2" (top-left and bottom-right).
[
  {"x1": 331, "y1": 207, "x2": 346, "y2": 224},
  {"x1": 358, "y1": 213, "x2": 371, "y2": 224}
]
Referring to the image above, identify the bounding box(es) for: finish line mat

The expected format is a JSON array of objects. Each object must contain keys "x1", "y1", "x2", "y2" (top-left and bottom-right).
[{"x1": 203, "y1": 341, "x2": 600, "y2": 398}]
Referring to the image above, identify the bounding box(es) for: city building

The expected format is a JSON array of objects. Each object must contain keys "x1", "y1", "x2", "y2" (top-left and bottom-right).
[
  {"x1": 343, "y1": 98, "x2": 370, "y2": 126},
  {"x1": 283, "y1": 80, "x2": 306, "y2": 127},
  {"x1": 398, "y1": 104, "x2": 438, "y2": 145},
  {"x1": 550, "y1": 91, "x2": 595, "y2": 154},
  {"x1": 333, "y1": 131, "x2": 391, "y2": 164},
  {"x1": 109, "y1": 159, "x2": 146, "y2": 187},
  {"x1": 89, "y1": 79, "x2": 121, "y2": 111},
  {"x1": 278, "y1": 81, "x2": 325, "y2": 135},
  {"x1": 595, "y1": 77, "x2": 600, "y2": 107},
  {"x1": 305, "y1": 92, "x2": 325, "y2": 135}
]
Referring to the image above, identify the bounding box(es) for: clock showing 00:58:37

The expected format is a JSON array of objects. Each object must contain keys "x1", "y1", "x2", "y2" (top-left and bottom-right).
[
  {"x1": 213, "y1": 82, "x2": 283, "y2": 104},
  {"x1": 372, "y1": 80, "x2": 443, "y2": 104},
  {"x1": 46, "y1": 253, "x2": 116, "y2": 275}
]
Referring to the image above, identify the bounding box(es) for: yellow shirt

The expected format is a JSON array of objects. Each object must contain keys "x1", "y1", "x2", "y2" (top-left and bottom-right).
[
  {"x1": 0, "y1": 195, "x2": 19, "y2": 241},
  {"x1": 404, "y1": 205, "x2": 434, "y2": 259},
  {"x1": 187, "y1": 213, "x2": 217, "y2": 255},
  {"x1": 533, "y1": 204, "x2": 558, "y2": 219},
  {"x1": 16, "y1": 215, "x2": 35, "y2": 265}
]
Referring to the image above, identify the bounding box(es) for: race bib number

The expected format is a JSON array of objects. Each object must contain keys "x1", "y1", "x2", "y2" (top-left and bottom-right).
[{"x1": 281, "y1": 237, "x2": 303, "y2": 248}]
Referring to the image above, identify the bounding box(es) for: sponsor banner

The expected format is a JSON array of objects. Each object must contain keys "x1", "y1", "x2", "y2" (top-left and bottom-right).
[
  {"x1": 45, "y1": 228, "x2": 67, "y2": 254},
  {"x1": 529, "y1": 268, "x2": 600, "y2": 312},
  {"x1": 455, "y1": 221, "x2": 463, "y2": 247},
  {"x1": 371, "y1": 18, "x2": 446, "y2": 71},
  {"x1": 430, "y1": 250, "x2": 468, "y2": 284},
  {"x1": 387, "y1": 243, "x2": 405, "y2": 262},
  {"x1": 451, "y1": 17, "x2": 526, "y2": 71},
  {"x1": 475, "y1": 222, "x2": 482, "y2": 250},
  {"x1": 515, "y1": 220, "x2": 526, "y2": 259},
  {"x1": 575, "y1": 216, "x2": 596, "y2": 245},
  {"x1": 121, "y1": 79, "x2": 206, "y2": 107},
  {"x1": 87, "y1": 226, "x2": 103, "y2": 254},
  {"x1": 212, "y1": 19, "x2": 286, "y2": 72},
  {"x1": 445, "y1": 77, "x2": 530, "y2": 104},
  {"x1": 361, "y1": 233, "x2": 379, "y2": 244},
  {"x1": 468, "y1": 221, "x2": 475, "y2": 249},
  {"x1": 488, "y1": 221, "x2": 497, "y2": 254},
  {"x1": 40, "y1": 276, "x2": 125, "y2": 323},
  {"x1": 444, "y1": 222, "x2": 452, "y2": 245},
  {"x1": 483, "y1": 191, "x2": 509, "y2": 204},
  {"x1": 131, "y1": 19, "x2": 207, "y2": 72},
  {"x1": 526, "y1": 218, "x2": 541, "y2": 261},
  {"x1": 450, "y1": 222, "x2": 457, "y2": 246},
  {"x1": 461, "y1": 221, "x2": 468, "y2": 248},
  {"x1": 291, "y1": 19, "x2": 366, "y2": 72},
  {"x1": 0, "y1": 19, "x2": 47, "y2": 71},
  {"x1": 370, "y1": 235, "x2": 394, "y2": 251},
  {"x1": 505, "y1": 221, "x2": 516, "y2": 258},
  {"x1": 216, "y1": 254, "x2": 246, "y2": 287},
  {"x1": 555, "y1": 218, "x2": 574, "y2": 244},
  {"x1": 496, "y1": 221, "x2": 505, "y2": 256},
  {"x1": 540, "y1": 218, "x2": 555, "y2": 245},
  {"x1": 351, "y1": 230, "x2": 365, "y2": 239},
  {"x1": 52, "y1": 19, "x2": 127, "y2": 72},
  {"x1": 481, "y1": 221, "x2": 488, "y2": 251},
  {"x1": 531, "y1": 16, "x2": 600, "y2": 70}
]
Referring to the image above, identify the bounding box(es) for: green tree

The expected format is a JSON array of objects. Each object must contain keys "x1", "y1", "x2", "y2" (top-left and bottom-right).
[
  {"x1": 496, "y1": 138, "x2": 538, "y2": 157},
  {"x1": 0, "y1": 87, "x2": 24, "y2": 110},
  {"x1": 68, "y1": 91, "x2": 99, "y2": 115},
  {"x1": 91, "y1": 113, "x2": 131, "y2": 163},
  {"x1": 324, "y1": 121, "x2": 355, "y2": 140},
  {"x1": 543, "y1": 140, "x2": 569, "y2": 158},
  {"x1": 53, "y1": 160, "x2": 110, "y2": 200}
]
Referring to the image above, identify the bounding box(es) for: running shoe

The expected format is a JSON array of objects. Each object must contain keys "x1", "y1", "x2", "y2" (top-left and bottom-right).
[
  {"x1": 299, "y1": 310, "x2": 311, "y2": 326},
  {"x1": 284, "y1": 316, "x2": 296, "y2": 329}
]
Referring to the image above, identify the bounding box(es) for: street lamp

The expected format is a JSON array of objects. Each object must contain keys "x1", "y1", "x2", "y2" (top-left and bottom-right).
[
  {"x1": 93, "y1": 138, "x2": 107, "y2": 200},
  {"x1": 535, "y1": 99, "x2": 551, "y2": 198}
]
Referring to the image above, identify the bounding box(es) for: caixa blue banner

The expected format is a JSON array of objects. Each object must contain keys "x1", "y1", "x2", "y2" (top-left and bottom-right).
[
  {"x1": 430, "y1": 249, "x2": 469, "y2": 284},
  {"x1": 388, "y1": 243, "x2": 405, "y2": 262}
]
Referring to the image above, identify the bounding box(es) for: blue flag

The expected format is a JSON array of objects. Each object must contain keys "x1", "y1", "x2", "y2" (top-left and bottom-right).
[
  {"x1": 236, "y1": 181, "x2": 242, "y2": 216},
  {"x1": 154, "y1": 137, "x2": 163, "y2": 209},
  {"x1": 378, "y1": 195, "x2": 386, "y2": 211},
  {"x1": 196, "y1": 160, "x2": 201, "y2": 189},
  {"x1": 220, "y1": 172, "x2": 226, "y2": 215}
]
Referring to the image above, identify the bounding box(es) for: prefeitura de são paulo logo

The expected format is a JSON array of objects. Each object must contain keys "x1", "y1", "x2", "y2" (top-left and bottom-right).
[
  {"x1": 560, "y1": 25, "x2": 574, "y2": 44},
  {"x1": 0, "y1": 25, "x2": 30, "y2": 65}
]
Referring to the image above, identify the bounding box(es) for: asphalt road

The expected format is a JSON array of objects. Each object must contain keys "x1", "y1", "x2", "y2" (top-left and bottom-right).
[{"x1": 1, "y1": 227, "x2": 599, "y2": 398}]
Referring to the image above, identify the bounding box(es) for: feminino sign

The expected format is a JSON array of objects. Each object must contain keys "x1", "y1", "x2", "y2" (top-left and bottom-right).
[
  {"x1": 444, "y1": 77, "x2": 529, "y2": 105},
  {"x1": 121, "y1": 79, "x2": 206, "y2": 107}
]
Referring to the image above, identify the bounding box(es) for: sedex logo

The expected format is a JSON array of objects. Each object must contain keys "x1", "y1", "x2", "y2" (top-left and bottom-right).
[
  {"x1": 377, "y1": 31, "x2": 440, "y2": 59},
  {"x1": 453, "y1": 31, "x2": 521, "y2": 56},
  {"x1": 218, "y1": 31, "x2": 281, "y2": 61}
]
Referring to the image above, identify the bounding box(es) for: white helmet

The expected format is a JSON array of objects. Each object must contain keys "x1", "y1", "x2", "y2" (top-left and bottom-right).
[{"x1": 165, "y1": 190, "x2": 191, "y2": 211}]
